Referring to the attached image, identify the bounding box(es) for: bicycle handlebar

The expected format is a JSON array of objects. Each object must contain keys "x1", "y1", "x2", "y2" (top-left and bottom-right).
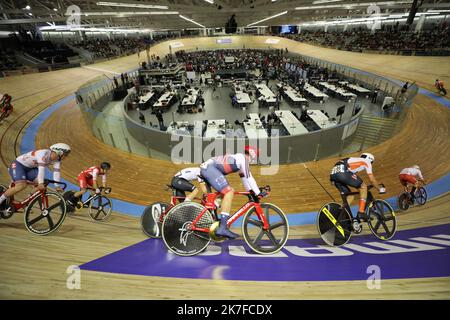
[
  {"x1": 43, "y1": 179, "x2": 67, "y2": 190},
  {"x1": 85, "y1": 186, "x2": 112, "y2": 194}
]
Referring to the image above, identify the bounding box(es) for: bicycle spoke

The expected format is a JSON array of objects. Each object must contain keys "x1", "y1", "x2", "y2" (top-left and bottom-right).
[
  {"x1": 253, "y1": 229, "x2": 265, "y2": 244},
  {"x1": 264, "y1": 230, "x2": 279, "y2": 246},
  {"x1": 28, "y1": 214, "x2": 46, "y2": 226},
  {"x1": 247, "y1": 218, "x2": 263, "y2": 227},
  {"x1": 94, "y1": 210, "x2": 101, "y2": 220},
  {"x1": 269, "y1": 221, "x2": 285, "y2": 231},
  {"x1": 46, "y1": 201, "x2": 62, "y2": 212},
  {"x1": 46, "y1": 214, "x2": 55, "y2": 229}
]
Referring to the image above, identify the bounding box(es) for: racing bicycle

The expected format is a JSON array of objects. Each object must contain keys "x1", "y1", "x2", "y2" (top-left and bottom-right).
[
  {"x1": 0, "y1": 179, "x2": 67, "y2": 235},
  {"x1": 161, "y1": 185, "x2": 289, "y2": 256},
  {"x1": 398, "y1": 185, "x2": 427, "y2": 211},
  {"x1": 63, "y1": 187, "x2": 112, "y2": 221},
  {"x1": 317, "y1": 184, "x2": 396, "y2": 246}
]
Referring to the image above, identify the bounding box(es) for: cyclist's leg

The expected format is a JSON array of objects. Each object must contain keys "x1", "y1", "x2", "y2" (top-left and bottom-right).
[
  {"x1": 73, "y1": 174, "x2": 88, "y2": 200},
  {"x1": 200, "y1": 165, "x2": 237, "y2": 239},
  {"x1": 2, "y1": 162, "x2": 32, "y2": 199},
  {"x1": 339, "y1": 172, "x2": 365, "y2": 220}
]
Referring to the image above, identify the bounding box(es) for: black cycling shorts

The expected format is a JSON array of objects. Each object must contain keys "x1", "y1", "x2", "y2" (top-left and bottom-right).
[
  {"x1": 330, "y1": 171, "x2": 363, "y2": 195},
  {"x1": 171, "y1": 177, "x2": 196, "y2": 198}
]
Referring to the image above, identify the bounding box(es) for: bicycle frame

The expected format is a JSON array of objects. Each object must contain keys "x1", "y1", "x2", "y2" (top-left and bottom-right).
[
  {"x1": 190, "y1": 191, "x2": 269, "y2": 233},
  {"x1": 11, "y1": 189, "x2": 47, "y2": 212},
  {"x1": 339, "y1": 188, "x2": 375, "y2": 217}
]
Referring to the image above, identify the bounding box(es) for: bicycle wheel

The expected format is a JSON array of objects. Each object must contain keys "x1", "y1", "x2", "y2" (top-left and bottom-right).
[
  {"x1": 317, "y1": 202, "x2": 352, "y2": 247},
  {"x1": 0, "y1": 184, "x2": 14, "y2": 219},
  {"x1": 162, "y1": 202, "x2": 214, "y2": 256},
  {"x1": 242, "y1": 203, "x2": 289, "y2": 254},
  {"x1": 141, "y1": 202, "x2": 170, "y2": 238},
  {"x1": 88, "y1": 195, "x2": 112, "y2": 221},
  {"x1": 367, "y1": 200, "x2": 396, "y2": 241},
  {"x1": 24, "y1": 192, "x2": 67, "y2": 235},
  {"x1": 415, "y1": 187, "x2": 427, "y2": 206},
  {"x1": 397, "y1": 192, "x2": 410, "y2": 211}
]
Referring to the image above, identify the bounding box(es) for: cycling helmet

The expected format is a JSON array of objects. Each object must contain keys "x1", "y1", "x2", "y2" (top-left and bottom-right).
[
  {"x1": 101, "y1": 162, "x2": 111, "y2": 170},
  {"x1": 360, "y1": 152, "x2": 375, "y2": 163},
  {"x1": 50, "y1": 143, "x2": 71, "y2": 158},
  {"x1": 244, "y1": 145, "x2": 260, "y2": 162},
  {"x1": 412, "y1": 165, "x2": 420, "y2": 170}
]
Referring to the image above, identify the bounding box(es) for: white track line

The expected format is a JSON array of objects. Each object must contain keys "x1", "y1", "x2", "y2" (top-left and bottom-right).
[{"x1": 82, "y1": 66, "x2": 121, "y2": 75}]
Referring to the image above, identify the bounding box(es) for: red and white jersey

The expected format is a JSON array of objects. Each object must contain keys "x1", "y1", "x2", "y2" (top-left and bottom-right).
[
  {"x1": 400, "y1": 167, "x2": 423, "y2": 180},
  {"x1": 79, "y1": 166, "x2": 107, "y2": 184},
  {"x1": 16, "y1": 149, "x2": 61, "y2": 184},
  {"x1": 346, "y1": 157, "x2": 373, "y2": 175},
  {"x1": 201, "y1": 153, "x2": 260, "y2": 195}
]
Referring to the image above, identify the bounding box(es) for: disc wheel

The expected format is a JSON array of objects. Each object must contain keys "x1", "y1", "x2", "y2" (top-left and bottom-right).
[
  {"x1": 162, "y1": 202, "x2": 214, "y2": 256},
  {"x1": 367, "y1": 200, "x2": 397, "y2": 241},
  {"x1": 317, "y1": 202, "x2": 352, "y2": 247},
  {"x1": 24, "y1": 192, "x2": 67, "y2": 235},
  {"x1": 242, "y1": 203, "x2": 289, "y2": 254},
  {"x1": 141, "y1": 202, "x2": 170, "y2": 238}
]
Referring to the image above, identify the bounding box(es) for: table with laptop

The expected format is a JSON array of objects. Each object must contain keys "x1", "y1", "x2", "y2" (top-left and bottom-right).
[{"x1": 274, "y1": 110, "x2": 309, "y2": 135}]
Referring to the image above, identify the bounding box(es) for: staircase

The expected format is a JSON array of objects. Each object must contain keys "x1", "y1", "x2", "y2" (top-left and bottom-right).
[{"x1": 353, "y1": 115, "x2": 399, "y2": 148}]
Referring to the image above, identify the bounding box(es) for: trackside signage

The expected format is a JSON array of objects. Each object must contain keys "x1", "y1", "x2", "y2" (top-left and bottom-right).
[{"x1": 80, "y1": 224, "x2": 450, "y2": 281}]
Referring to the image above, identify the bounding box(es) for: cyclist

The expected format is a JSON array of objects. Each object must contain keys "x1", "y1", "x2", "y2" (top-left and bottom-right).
[
  {"x1": 199, "y1": 146, "x2": 267, "y2": 239},
  {"x1": 435, "y1": 79, "x2": 446, "y2": 95},
  {"x1": 69, "y1": 162, "x2": 111, "y2": 208},
  {"x1": 399, "y1": 165, "x2": 426, "y2": 201},
  {"x1": 0, "y1": 143, "x2": 71, "y2": 214},
  {"x1": 0, "y1": 93, "x2": 13, "y2": 118},
  {"x1": 171, "y1": 167, "x2": 207, "y2": 202},
  {"x1": 330, "y1": 153, "x2": 386, "y2": 225}
]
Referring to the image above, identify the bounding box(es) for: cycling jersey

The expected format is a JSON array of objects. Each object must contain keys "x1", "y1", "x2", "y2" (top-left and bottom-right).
[
  {"x1": 16, "y1": 149, "x2": 61, "y2": 185},
  {"x1": 174, "y1": 167, "x2": 203, "y2": 182},
  {"x1": 200, "y1": 153, "x2": 260, "y2": 195},
  {"x1": 346, "y1": 157, "x2": 373, "y2": 175},
  {"x1": 400, "y1": 167, "x2": 423, "y2": 179},
  {"x1": 78, "y1": 166, "x2": 106, "y2": 185}
]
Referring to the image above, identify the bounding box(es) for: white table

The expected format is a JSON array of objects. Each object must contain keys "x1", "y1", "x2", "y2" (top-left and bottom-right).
[
  {"x1": 138, "y1": 91, "x2": 154, "y2": 104},
  {"x1": 166, "y1": 121, "x2": 190, "y2": 135},
  {"x1": 236, "y1": 92, "x2": 252, "y2": 105},
  {"x1": 204, "y1": 119, "x2": 226, "y2": 139},
  {"x1": 307, "y1": 110, "x2": 338, "y2": 129},
  {"x1": 243, "y1": 113, "x2": 268, "y2": 139},
  {"x1": 274, "y1": 110, "x2": 308, "y2": 135},
  {"x1": 255, "y1": 84, "x2": 277, "y2": 104},
  {"x1": 319, "y1": 82, "x2": 356, "y2": 100},
  {"x1": 283, "y1": 85, "x2": 308, "y2": 104},
  {"x1": 181, "y1": 88, "x2": 199, "y2": 106},
  {"x1": 304, "y1": 84, "x2": 329, "y2": 101},
  {"x1": 153, "y1": 91, "x2": 176, "y2": 108},
  {"x1": 346, "y1": 84, "x2": 371, "y2": 94}
]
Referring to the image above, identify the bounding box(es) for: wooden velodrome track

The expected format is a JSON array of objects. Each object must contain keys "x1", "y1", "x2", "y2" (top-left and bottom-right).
[{"x1": 0, "y1": 36, "x2": 449, "y2": 299}]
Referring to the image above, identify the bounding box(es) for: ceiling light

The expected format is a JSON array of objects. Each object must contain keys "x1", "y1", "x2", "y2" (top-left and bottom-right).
[
  {"x1": 83, "y1": 11, "x2": 179, "y2": 16},
  {"x1": 247, "y1": 11, "x2": 288, "y2": 27},
  {"x1": 179, "y1": 15, "x2": 205, "y2": 28},
  {"x1": 96, "y1": 2, "x2": 169, "y2": 10}
]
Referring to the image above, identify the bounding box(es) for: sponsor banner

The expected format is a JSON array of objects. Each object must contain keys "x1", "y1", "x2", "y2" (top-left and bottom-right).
[{"x1": 80, "y1": 223, "x2": 450, "y2": 281}]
